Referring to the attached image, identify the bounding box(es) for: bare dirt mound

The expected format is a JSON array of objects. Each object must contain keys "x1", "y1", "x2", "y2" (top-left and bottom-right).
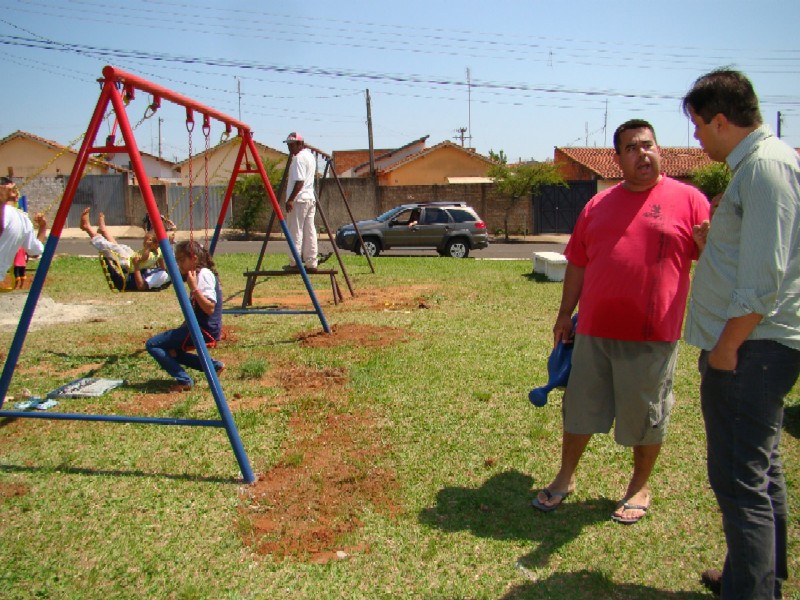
[
  {"x1": 0, "y1": 293, "x2": 106, "y2": 331},
  {"x1": 246, "y1": 284, "x2": 436, "y2": 313},
  {"x1": 241, "y1": 409, "x2": 399, "y2": 563},
  {"x1": 296, "y1": 323, "x2": 413, "y2": 349}
]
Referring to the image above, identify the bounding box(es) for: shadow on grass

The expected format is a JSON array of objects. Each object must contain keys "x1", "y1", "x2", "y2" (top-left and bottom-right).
[
  {"x1": 784, "y1": 403, "x2": 800, "y2": 440},
  {"x1": 502, "y1": 568, "x2": 708, "y2": 599},
  {"x1": 0, "y1": 462, "x2": 240, "y2": 484},
  {"x1": 523, "y1": 272, "x2": 552, "y2": 283},
  {"x1": 418, "y1": 469, "x2": 614, "y2": 569}
]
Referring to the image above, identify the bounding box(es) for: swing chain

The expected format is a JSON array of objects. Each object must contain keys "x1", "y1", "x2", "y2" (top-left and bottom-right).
[
  {"x1": 203, "y1": 117, "x2": 211, "y2": 245},
  {"x1": 132, "y1": 96, "x2": 158, "y2": 131}
]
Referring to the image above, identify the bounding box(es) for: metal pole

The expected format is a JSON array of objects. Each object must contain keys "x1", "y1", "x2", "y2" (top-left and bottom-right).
[
  {"x1": 0, "y1": 80, "x2": 114, "y2": 407},
  {"x1": 109, "y1": 79, "x2": 255, "y2": 484}
]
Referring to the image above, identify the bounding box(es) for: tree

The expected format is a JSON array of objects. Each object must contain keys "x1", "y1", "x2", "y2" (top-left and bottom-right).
[
  {"x1": 231, "y1": 158, "x2": 284, "y2": 238},
  {"x1": 488, "y1": 158, "x2": 566, "y2": 240},
  {"x1": 488, "y1": 149, "x2": 508, "y2": 164},
  {"x1": 690, "y1": 161, "x2": 731, "y2": 200}
]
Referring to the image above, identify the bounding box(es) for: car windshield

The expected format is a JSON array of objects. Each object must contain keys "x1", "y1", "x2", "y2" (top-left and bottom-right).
[{"x1": 374, "y1": 206, "x2": 409, "y2": 223}]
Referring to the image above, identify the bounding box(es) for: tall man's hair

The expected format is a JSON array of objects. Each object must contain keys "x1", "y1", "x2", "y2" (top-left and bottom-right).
[
  {"x1": 612, "y1": 119, "x2": 657, "y2": 154},
  {"x1": 682, "y1": 68, "x2": 762, "y2": 128}
]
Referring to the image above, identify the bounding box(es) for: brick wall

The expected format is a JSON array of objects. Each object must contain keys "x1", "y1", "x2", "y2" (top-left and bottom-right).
[
  {"x1": 17, "y1": 174, "x2": 533, "y2": 236},
  {"x1": 16, "y1": 176, "x2": 67, "y2": 216},
  {"x1": 317, "y1": 179, "x2": 532, "y2": 235}
]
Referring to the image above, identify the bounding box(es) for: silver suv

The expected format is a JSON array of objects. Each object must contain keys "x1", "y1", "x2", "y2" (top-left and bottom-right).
[{"x1": 335, "y1": 202, "x2": 489, "y2": 258}]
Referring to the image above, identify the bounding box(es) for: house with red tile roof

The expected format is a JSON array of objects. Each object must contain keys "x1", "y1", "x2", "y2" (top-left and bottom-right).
[
  {"x1": 0, "y1": 130, "x2": 128, "y2": 179},
  {"x1": 335, "y1": 135, "x2": 429, "y2": 178},
  {"x1": 554, "y1": 146, "x2": 715, "y2": 191},
  {"x1": 336, "y1": 136, "x2": 495, "y2": 186}
]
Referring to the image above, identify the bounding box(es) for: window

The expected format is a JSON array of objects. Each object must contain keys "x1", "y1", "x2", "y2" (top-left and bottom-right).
[
  {"x1": 423, "y1": 208, "x2": 450, "y2": 224},
  {"x1": 448, "y1": 208, "x2": 478, "y2": 223}
]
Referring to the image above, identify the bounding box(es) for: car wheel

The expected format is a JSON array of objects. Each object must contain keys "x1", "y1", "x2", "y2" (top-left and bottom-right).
[
  {"x1": 445, "y1": 238, "x2": 470, "y2": 258},
  {"x1": 358, "y1": 237, "x2": 381, "y2": 257}
]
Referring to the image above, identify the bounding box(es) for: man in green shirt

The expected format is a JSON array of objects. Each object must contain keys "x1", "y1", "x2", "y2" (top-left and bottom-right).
[{"x1": 683, "y1": 69, "x2": 800, "y2": 600}]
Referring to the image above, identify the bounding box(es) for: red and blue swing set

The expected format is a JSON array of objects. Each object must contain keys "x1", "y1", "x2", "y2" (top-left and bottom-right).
[{"x1": 0, "y1": 66, "x2": 330, "y2": 483}]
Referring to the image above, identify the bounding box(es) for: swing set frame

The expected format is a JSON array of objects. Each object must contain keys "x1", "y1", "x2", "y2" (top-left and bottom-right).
[{"x1": 0, "y1": 65, "x2": 330, "y2": 483}]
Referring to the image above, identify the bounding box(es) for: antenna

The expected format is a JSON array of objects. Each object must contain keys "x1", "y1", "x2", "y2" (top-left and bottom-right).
[{"x1": 454, "y1": 127, "x2": 467, "y2": 146}]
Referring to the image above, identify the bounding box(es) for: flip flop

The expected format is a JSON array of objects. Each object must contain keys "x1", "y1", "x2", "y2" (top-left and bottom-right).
[
  {"x1": 611, "y1": 502, "x2": 649, "y2": 524},
  {"x1": 531, "y1": 488, "x2": 571, "y2": 513}
]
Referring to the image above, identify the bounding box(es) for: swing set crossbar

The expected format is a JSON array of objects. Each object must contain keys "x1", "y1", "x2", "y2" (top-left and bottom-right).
[
  {"x1": 0, "y1": 66, "x2": 339, "y2": 485},
  {"x1": 0, "y1": 411, "x2": 225, "y2": 427},
  {"x1": 223, "y1": 309, "x2": 318, "y2": 315}
]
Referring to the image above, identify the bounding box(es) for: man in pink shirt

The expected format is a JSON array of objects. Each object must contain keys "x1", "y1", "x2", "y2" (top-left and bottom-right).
[{"x1": 532, "y1": 119, "x2": 709, "y2": 524}]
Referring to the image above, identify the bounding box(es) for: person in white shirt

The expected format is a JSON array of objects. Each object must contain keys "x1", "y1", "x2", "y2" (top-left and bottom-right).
[
  {"x1": 283, "y1": 132, "x2": 319, "y2": 272},
  {"x1": 0, "y1": 177, "x2": 46, "y2": 287}
]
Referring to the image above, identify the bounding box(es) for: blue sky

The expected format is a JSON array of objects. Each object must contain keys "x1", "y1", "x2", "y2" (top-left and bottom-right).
[{"x1": 1, "y1": 0, "x2": 798, "y2": 164}]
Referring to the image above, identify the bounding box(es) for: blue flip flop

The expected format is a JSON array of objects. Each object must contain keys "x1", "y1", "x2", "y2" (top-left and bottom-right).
[{"x1": 531, "y1": 488, "x2": 571, "y2": 513}]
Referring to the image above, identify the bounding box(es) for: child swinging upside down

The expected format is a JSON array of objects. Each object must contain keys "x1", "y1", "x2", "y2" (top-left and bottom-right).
[
  {"x1": 146, "y1": 240, "x2": 224, "y2": 392},
  {"x1": 80, "y1": 208, "x2": 171, "y2": 292}
]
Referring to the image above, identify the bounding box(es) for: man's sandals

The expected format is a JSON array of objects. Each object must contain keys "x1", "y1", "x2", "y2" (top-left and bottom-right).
[
  {"x1": 611, "y1": 500, "x2": 649, "y2": 524},
  {"x1": 531, "y1": 488, "x2": 571, "y2": 513}
]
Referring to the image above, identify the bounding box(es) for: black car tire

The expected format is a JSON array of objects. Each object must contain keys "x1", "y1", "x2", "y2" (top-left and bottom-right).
[
  {"x1": 445, "y1": 238, "x2": 470, "y2": 258},
  {"x1": 358, "y1": 237, "x2": 381, "y2": 257}
]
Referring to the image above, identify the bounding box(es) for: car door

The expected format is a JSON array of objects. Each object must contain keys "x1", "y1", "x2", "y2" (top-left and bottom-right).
[
  {"x1": 383, "y1": 207, "x2": 418, "y2": 248},
  {"x1": 412, "y1": 207, "x2": 451, "y2": 247}
]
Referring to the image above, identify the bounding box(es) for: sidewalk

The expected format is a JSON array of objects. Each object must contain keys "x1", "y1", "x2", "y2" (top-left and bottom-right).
[{"x1": 58, "y1": 226, "x2": 570, "y2": 245}]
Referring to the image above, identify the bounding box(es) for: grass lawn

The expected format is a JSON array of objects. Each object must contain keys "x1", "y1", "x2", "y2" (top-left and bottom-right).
[{"x1": 0, "y1": 252, "x2": 798, "y2": 599}]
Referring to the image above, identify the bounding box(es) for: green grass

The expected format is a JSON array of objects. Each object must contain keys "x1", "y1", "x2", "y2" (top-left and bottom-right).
[{"x1": 0, "y1": 253, "x2": 799, "y2": 599}]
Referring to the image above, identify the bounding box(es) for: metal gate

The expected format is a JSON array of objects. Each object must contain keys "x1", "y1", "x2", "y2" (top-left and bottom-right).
[
  {"x1": 532, "y1": 180, "x2": 597, "y2": 234},
  {"x1": 64, "y1": 174, "x2": 127, "y2": 228},
  {"x1": 167, "y1": 185, "x2": 230, "y2": 232}
]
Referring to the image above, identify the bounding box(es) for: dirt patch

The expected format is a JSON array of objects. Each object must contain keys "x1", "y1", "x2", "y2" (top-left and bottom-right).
[
  {"x1": 296, "y1": 323, "x2": 413, "y2": 349},
  {"x1": 343, "y1": 284, "x2": 437, "y2": 312},
  {"x1": 0, "y1": 482, "x2": 29, "y2": 500},
  {"x1": 240, "y1": 410, "x2": 399, "y2": 563},
  {"x1": 246, "y1": 284, "x2": 437, "y2": 313},
  {"x1": 0, "y1": 294, "x2": 107, "y2": 331}
]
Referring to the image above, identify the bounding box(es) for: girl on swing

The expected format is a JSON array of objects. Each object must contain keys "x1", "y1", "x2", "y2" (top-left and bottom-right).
[
  {"x1": 146, "y1": 240, "x2": 224, "y2": 392},
  {"x1": 80, "y1": 208, "x2": 171, "y2": 292}
]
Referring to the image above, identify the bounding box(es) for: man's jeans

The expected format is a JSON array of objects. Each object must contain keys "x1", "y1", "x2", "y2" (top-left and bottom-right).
[
  {"x1": 146, "y1": 326, "x2": 222, "y2": 387},
  {"x1": 700, "y1": 340, "x2": 800, "y2": 600}
]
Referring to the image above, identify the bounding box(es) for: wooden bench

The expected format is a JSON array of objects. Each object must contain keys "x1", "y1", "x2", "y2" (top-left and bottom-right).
[
  {"x1": 242, "y1": 269, "x2": 343, "y2": 308},
  {"x1": 532, "y1": 251, "x2": 568, "y2": 282}
]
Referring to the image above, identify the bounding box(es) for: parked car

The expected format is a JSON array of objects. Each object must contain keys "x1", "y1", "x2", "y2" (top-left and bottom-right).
[{"x1": 334, "y1": 202, "x2": 489, "y2": 258}]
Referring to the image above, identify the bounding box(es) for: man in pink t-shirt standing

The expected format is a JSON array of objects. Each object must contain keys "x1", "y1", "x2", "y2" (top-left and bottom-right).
[{"x1": 532, "y1": 119, "x2": 709, "y2": 524}]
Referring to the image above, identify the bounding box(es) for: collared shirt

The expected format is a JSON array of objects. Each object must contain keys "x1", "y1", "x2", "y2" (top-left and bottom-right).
[
  {"x1": 685, "y1": 125, "x2": 800, "y2": 350},
  {"x1": 286, "y1": 148, "x2": 316, "y2": 203}
]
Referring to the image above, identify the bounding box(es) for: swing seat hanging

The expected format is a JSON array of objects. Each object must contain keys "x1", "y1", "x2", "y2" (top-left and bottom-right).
[{"x1": 99, "y1": 253, "x2": 128, "y2": 292}]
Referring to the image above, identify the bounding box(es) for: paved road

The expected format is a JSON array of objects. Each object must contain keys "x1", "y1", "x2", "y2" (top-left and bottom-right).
[{"x1": 51, "y1": 236, "x2": 567, "y2": 260}]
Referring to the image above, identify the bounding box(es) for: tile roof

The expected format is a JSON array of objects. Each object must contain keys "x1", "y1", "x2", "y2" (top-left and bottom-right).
[
  {"x1": 556, "y1": 146, "x2": 715, "y2": 179},
  {"x1": 332, "y1": 149, "x2": 392, "y2": 176},
  {"x1": 377, "y1": 140, "x2": 494, "y2": 174},
  {"x1": 173, "y1": 138, "x2": 286, "y2": 167},
  {"x1": 0, "y1": 130, "x2": 128, "y2": 173},
  {"x1": 350, "y1": 135, "x2": 431, "y2": 176}
]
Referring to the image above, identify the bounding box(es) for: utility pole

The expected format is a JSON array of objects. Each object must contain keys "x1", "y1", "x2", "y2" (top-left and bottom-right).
[
  {"x1": 777, "y1": 111, "x2": 783, "y2": 138},
  {"x1": 466, "y1": 67, "x2": 472, "y2": 148},
  {"x1": 366, "y1": 89, "x2": 376, "y2": 182},
  {"x1": 237, "y1": 77, "x2": 242, "y2": 121}
]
